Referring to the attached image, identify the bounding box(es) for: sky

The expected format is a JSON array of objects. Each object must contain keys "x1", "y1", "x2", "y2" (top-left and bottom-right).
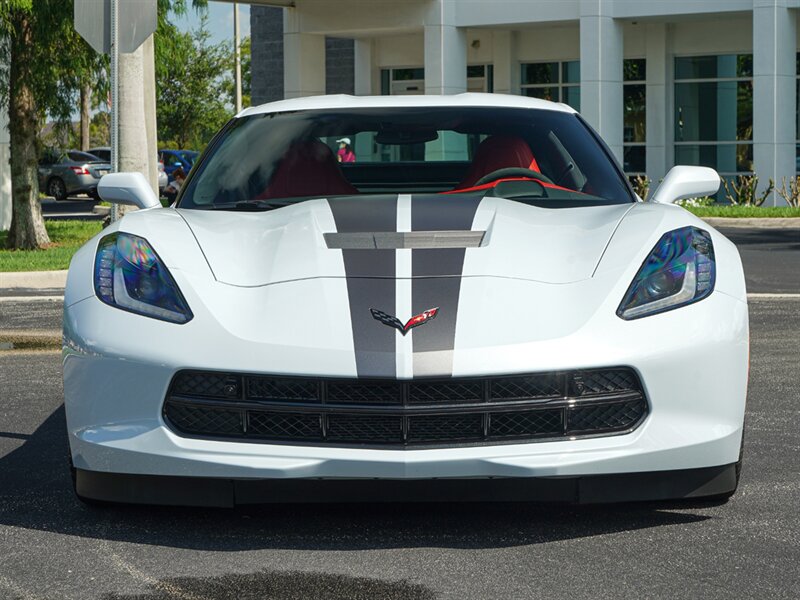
[{"x1": 171, "y1": 1, "x2": 251, "y2": 46}]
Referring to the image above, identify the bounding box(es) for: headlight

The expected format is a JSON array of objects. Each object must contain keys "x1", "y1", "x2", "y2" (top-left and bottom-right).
[
  {"x1": 94, "y1": 232, "x2": 193, "y2": 324},
  {"x1": 617, "y1": 226, "x2": 715, "y2": 320}
]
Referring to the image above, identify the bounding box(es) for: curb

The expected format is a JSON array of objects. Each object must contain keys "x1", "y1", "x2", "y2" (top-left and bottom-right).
[
  {"x1": 700, "y1": 217, "x2": 800, "y2": 228},
  {"x1": 0, "y1": 270, "x2": 68, "y2": 289},
  {"x1": 93, "y1": 205, "x2": 111, "y2": 216},
  {"x1": 0, "y1": 329, "x2": 61, "y2": 351}
]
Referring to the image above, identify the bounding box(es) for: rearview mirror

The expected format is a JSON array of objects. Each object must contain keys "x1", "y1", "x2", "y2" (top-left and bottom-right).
[
  {"x1": 650, "y1": 166, "x2": 720, "y2": 204},
  {"x1": 97, "y1": 172, "x2": 161, "y2": 210}
]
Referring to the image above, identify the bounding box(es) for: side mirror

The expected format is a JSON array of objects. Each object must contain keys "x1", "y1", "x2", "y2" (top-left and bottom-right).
[
  {"x1": 650, "y1": 166, "x2": 720, "y2": 204},
  {"x1": 97, "y1": 172, "x2": 161, "y2": 210}
]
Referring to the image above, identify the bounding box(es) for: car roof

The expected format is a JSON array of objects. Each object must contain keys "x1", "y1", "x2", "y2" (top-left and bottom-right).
[{"x1": 238, "y1": 92, "x2": 577, "y2": 119}]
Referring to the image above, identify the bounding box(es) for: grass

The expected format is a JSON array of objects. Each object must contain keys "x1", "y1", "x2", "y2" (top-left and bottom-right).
[
  {"x1": 683, "y1": 205, "x2": 800, "y2": 218},
  {"x1": 0, "y1": 220, "x2": 103, "y2": 272}
]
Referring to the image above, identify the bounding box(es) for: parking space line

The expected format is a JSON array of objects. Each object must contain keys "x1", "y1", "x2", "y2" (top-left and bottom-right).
[
  {"x1": 746, "y1": 293, "x2": 800, "y2": 299},
  {"x1": 108, "y1": 553, "x2": 213, "y2": 600}
]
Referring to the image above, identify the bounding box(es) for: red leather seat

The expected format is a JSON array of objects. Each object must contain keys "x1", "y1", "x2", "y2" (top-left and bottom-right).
[
  {"x1": 261, "y1": 139, "x2": 358, "y2": 199},
  {"x1": 455, "y1": 135, "x2": 540, "y2": 190}
]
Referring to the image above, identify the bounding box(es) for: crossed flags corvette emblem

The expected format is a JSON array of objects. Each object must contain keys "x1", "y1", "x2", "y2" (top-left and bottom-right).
[{"x1": 370, "y1": 307, "x2": 439, "y2": 336}]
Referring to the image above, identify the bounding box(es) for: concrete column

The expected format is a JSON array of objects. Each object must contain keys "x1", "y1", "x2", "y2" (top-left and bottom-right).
[
  {"x1": 0, "y1": 95, "x2": 10, "y2": 231},
  {"x1": 143, "y1": 35, "x2": 159, "y2": 196},
  {"x1": 283, "y1": 9, "x2": 325, "y2": 98},
  {"x1": 354, "y1": 39, "x2": 372, "y2": 95},
  {"x1": 580, "y1": 0, "x2": 623, "y2": 163},
  {"x1": 753, "y1": 0, "x2": 796, "y2": 206},
  {"x1": 492, "y1": 30, "x2": 514, "y2": 95},
  {"x1": 645, "y1": 23, "x2": 669, "y2": 184},
  {"x1": 118, "y1": 44, "x2": 149, "y2": 216},
  {"x1": 424, "y1": 0, "x2": 467, "y2": 95}
]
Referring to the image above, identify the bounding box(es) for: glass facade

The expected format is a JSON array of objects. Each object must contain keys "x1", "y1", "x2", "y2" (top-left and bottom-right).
[
  {"x1": 623, "y1": 59, "x2": 646, "y2": 175},
  {"x1": 674, "y1": 54, "x2": 753, "y2": 175},
  {"x1": 520, "y1": 61, "x2": 581, "y2": 111},
  {"x1": 796, "y1": 53, "x2": 800, "y2": 172}
]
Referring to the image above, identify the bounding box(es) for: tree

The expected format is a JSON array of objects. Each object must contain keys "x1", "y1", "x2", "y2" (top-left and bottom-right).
[
  {"x1": 155, "y1": 15, "x2": 233, "y2": 149},
  {"x1": 239, "y1": 36, "x2": 251, "y2": 109},
  {"x1": 0, "y1": 0, "x2": 99, "y2": 248}
]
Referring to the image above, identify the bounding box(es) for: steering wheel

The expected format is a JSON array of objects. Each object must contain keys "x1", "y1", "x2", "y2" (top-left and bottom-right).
[{"x1": 474, "y1": 167, "x2": 555, "y2": 187}]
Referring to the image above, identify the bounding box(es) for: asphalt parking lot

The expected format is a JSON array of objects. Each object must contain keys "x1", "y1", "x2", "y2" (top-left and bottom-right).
[{"x1": 0, "y1": 226, "x2": 798, "y2": 599}]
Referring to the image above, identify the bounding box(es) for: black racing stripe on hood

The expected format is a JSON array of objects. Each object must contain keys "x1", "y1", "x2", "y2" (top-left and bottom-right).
[
  {"x1": 328, "y1": 196, "x2": 398, "y2": 378},
  {"x1": 411, "y1": 194, "x2": 483, "y2": 377}
]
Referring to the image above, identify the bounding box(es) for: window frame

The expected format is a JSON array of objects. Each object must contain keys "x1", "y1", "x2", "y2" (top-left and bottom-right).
[
  {"x1": 623, "y1": 58, "x2": 646, "y2": 178},
  {"x1": 519, "y1": 60, "x2": 581, "y2": 111},
  {"x1": 672, "y1": 52, "x2": 754, "y2": 179}
]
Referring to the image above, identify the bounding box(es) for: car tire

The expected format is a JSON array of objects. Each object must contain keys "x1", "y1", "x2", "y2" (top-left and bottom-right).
[{"x1": 47, "y1": 177, "x2": 67, "y2": 201}]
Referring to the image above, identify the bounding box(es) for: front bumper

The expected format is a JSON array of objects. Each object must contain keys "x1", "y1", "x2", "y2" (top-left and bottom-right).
[
  {"x1": 63, "y1": 278, "x2": 748, "y2": 503},
  {"x1": 74, "y1": 463, "x2": 739, "y2": 506}
]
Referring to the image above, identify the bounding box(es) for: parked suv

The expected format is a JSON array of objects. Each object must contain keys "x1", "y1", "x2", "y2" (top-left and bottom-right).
[{"x1": 38, "y1": 149, "x2": 111, "y2": 201}]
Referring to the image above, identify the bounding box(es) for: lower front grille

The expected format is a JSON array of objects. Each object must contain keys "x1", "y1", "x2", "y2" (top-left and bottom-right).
[{"x1": 163, "y1": 368, "x2": 648, "y2": 448}]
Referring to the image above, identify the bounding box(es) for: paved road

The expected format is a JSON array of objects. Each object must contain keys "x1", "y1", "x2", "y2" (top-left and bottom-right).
[
  {"x1": 0, "y1": 297, "x2": 797, "y2": 599},
  {"x1": 0, "y1": 225, "x2": 798, "y2": 599},
  {"x1": 717, "y1": 227, "x2": 800, "y2": 293}
]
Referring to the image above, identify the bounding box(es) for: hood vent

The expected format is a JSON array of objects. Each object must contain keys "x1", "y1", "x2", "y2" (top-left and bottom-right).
[{"x1": 324, "y1": 230, "x2": 485, "y2": 250}]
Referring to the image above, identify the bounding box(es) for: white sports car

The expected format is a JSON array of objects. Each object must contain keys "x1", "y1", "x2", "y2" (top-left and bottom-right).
[{"x1": 63, "y1": 94, "x2": 748, "y2": 506}]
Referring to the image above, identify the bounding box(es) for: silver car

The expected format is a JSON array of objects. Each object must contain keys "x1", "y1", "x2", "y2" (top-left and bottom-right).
[
  {"x1": 89, "y1": 147, "x2": 169, "y2": 195},
  {"x1": 38, "y1": 149, "x2": 111, "y2": 201}
]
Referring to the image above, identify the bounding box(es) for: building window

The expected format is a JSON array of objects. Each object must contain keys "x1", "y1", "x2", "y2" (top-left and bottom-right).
[
  {"x1": 674, "y1": 54, "x2": 754, "y2": 179},
  {"x1": 380, "y1": 68, "x2": 425, "y2": 95},
  {"x1": 623, "y1": 58, "x2": 646, "y2": 176},
  {"x1": 520, "y1": 61, "x2": 580, "y2": 110},
  {"x1": 380, "y1": 66, "x2": 494, "y2": 95},
  {"x1": 467, "y1": 64, "x2": 494, "y2": 93}
]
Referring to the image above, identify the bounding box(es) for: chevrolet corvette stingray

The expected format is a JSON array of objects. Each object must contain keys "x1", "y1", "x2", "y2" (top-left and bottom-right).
[{"x1": 63, "y1": 94, "x2": 748, "y2": 506}]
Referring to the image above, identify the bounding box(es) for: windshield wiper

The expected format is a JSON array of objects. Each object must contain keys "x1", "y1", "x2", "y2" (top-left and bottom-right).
[{"x1": 209, "y1": 200, "x2": 293, "y2": 211}]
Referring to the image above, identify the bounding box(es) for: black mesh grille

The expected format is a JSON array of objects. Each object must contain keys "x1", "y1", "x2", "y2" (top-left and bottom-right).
[
  {"x1": 164, "y1": 367, "x2": 647, "y2": 447},
  {"x1": 567, "y1": 400, "x2": 646, "y2": 433},
  {"x1": 490, "y1": 374, "x2": 562, "y2": 400},
  {"x1": 490, "y1": 410, "x2": 563, "y2": 438},
  {"x1": 248, "y1": 377, "x2": 318, "y2": 402},
  {"x1": 327, "y1": 414, "x2": 403, "y2": 444},
  {"x1": 172, "y1": 372, "x2": 239, "y2": 398},
  {"x1": 574, "y1": 369, "x2": 639, "y2": 395},
  {"x1": 327, "y1": 381, "x2": 402, "y2": 405},
  {"x1": 409, "y1": 381, "x2": 483, "y2": 404},
  {"x1": 407, "y1": 413, "x2": 484, "y2": 442},
  {"x1": 165, "y1": 403, "x2": 242, "y2": 435},
  {"x1": 248, "y1": 411, "x2": 321, "y2": 439}
]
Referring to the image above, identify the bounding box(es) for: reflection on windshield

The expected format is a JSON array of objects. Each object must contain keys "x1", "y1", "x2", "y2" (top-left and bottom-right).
[{"x1": 178, "y1": 107, "x2": 632, "y2": 210}]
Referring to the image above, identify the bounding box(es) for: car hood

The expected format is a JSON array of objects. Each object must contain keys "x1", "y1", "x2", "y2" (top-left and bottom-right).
[{"x1": 176, "y1": 195, "x2": 635, "y2": 287}]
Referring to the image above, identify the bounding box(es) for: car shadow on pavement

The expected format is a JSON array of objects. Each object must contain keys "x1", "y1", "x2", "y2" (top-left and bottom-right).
[{"x1": 0, "y1": 406, "x2": 712, "y2": 552}]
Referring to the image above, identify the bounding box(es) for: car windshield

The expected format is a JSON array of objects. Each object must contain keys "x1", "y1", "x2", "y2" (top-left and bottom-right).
[
  {"x1": 178, "y1": 106, "x2": 633, "y2": 210},
  {"x1": 68, "y1": 151, "x2": 102, "y2": 163}
]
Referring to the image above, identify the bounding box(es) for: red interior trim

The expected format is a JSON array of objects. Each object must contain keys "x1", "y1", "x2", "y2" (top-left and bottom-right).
[{"x1": 441, "y1": 177, "x2": 579, "y2": 195}]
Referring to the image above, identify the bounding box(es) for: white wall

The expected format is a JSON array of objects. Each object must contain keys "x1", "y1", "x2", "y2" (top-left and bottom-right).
[{"x1": 516, "y1": 26, "x2": 580, "y2": 62}]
